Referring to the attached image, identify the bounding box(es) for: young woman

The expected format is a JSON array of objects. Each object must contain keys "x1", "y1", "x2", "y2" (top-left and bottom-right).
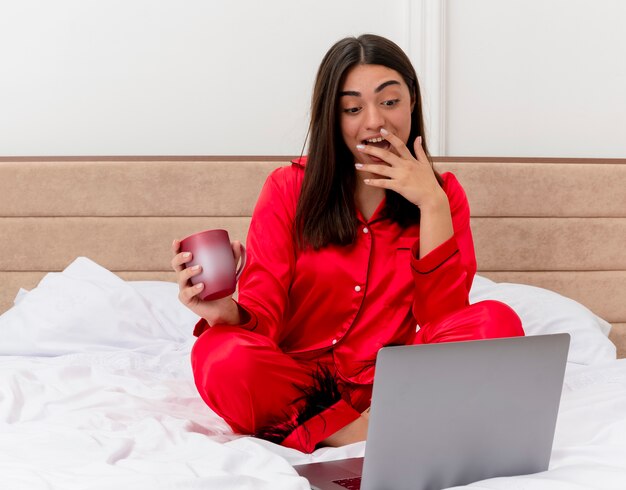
[{"x1": 171, "y1": 34, "x2": 524, "y2": 453}]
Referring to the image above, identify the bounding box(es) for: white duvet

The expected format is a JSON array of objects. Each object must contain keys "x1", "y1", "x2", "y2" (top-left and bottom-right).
[{"x1": 1, "y1": 258, "x2": 625, "y2": 489}]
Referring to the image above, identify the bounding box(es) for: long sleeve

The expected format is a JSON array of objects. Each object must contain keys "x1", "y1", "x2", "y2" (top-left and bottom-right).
[
  {"x1": 409, "y1": 173, "x2": 477, "y2": 327},
  {"x1": 194, "y1": 165, "x2": 301, "y2": 341},
  {"x1": 193, "y1": 168, "x2": 478, "y2": 363}
]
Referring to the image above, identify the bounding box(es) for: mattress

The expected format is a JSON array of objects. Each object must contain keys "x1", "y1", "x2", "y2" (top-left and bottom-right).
[{"x1": 1, "y1": 257, "x2": 624, "y2": 489}]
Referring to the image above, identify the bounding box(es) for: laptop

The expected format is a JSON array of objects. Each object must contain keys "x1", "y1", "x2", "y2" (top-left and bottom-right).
[{"x1": 294, "y1": 333, "x2": 570, "y2": 490}]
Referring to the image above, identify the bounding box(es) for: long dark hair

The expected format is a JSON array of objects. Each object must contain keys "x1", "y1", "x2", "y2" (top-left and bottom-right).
[{"x1": 295, "y1": 34, "x2": 443, "y2": 250}]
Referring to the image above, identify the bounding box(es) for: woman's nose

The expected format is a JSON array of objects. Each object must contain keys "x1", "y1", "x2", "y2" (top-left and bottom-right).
[{"x1": 364, "y1": 106, "x2": 385, "y2": 130}]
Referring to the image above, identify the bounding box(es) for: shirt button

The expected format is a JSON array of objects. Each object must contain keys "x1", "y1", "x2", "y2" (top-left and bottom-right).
[
  {"x1": 363, "y1": 227, "x2": 369, "y2": 234},
  {"x1": 354, "y1": 285, "x2": 361, "y2": 292},
  {"x1": 332, "y1": 339, "x2": 338, "y2": 345}
]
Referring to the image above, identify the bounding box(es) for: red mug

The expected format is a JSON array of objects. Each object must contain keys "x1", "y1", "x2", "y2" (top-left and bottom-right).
[{"x1": 179, "y1": 229, "x2": 246, "y2": 301}]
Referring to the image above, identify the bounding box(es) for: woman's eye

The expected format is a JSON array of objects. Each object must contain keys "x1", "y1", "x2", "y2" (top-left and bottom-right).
[
  {"x1": 382, "y1": 99, "x2": 400, "y2": 107},
  {"x1": 343, "y1": 107, "x2": 361, "y2": 114}
]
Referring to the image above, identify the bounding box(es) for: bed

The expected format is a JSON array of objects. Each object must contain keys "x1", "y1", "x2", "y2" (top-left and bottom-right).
[{"x1": 1, "y1": 156, "x2": 625, "y2": 489}]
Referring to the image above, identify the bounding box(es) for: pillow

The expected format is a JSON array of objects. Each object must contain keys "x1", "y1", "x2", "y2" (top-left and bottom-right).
[
  {"x1": 2, "y1": 259, "x2": 614, "y2": 364},
  {"x1": 470, "y1": 275, "x2": 616, "y2": 365},
  {"x1": 127, "y1": 280, "x2": 200, "y2": 337},
  {"x1": 0, "y1": 257, "x2": 197, "y2": 356}
]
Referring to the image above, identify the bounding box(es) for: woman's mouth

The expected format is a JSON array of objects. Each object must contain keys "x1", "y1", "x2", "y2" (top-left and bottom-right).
[{"x1": 362, "y1": 136, "x2": 391, "y2": 151}]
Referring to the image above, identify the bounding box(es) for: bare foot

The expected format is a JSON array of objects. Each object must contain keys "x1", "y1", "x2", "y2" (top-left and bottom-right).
[{"x1": 320, "y1": 408, "x2": 370, "y2": 447}]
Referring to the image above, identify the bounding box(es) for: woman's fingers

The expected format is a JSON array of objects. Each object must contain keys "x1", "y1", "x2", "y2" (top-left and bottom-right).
[
  {"x1": 380, "y1": 127, "x2": 413, "y2": 160},
  {"x1": 171, "y1": 245, "x2": 192, "y2": 273},
  {"x1": 172, "y1": 239, "x2": 242, "y2": 307},
  {"x1": 356, "y1": 131, "x2": 439, "y2": 205},
  {"x1": 356, "y1": 128, "x2": 423, "y2": 167},
  {"x1": 231, "y1": 240, "x2": 243, "y2": 265},
  {"x1": 179, "y1": 282, "x2": 204, "y2": 305},
  {"x1": 171, "y1": 238, "x2": 180, "y2": 258},
  {"x1": 355, "y1": 162, "x2": 394, "y2": 178},
  {"x1": 170, "y1": 239, "x2": 202, "y2": 293},
  {"x1": 177, "y1": 263, "x2": 202, "y2": 288},
  {"x1": 361, "y1": 177, "x2": 395, "y2": 190},
  {"x1": 413, "y1": 135, "x2": 428, "y2": 164},
  {"x1": 356, "y1": 143, "x2": 403, "y2": 166},
  {"x1": 171, "y1": 240, "x2": 185, "y2": 271}
]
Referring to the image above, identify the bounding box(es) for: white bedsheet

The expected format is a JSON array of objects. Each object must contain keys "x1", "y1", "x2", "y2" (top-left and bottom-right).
[{"x1": 1, "y1": 258, "x2": 625, "y2": 489}]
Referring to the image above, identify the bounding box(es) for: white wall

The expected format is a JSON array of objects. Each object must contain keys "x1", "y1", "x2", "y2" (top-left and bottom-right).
[
  {"x1": 0, "y1": 0, "x2": 412, "y2": 156},
  {"x1": 445, "y1": 0, "x2": 626, "y2": 158},
  {"x1": 1, "y1": 0, "x2": 625, "y2": 157}
]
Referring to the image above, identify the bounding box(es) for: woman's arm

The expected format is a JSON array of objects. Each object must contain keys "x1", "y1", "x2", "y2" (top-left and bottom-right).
[
  {"x1": 191, "y1": 166, "x2": 301, "y2": 341},
  {"x1": 407, "y1": 173, "x2": 476, "y2": 327},
  {"x1": 415, "y1": 187, "x2": 454, "y2": 259},
  {"x1": 355, "y1": 130, "x2": 476, "y2": 326},
  {"x1": 356, "y1": 129, "x2": 454, "y2": 258}
]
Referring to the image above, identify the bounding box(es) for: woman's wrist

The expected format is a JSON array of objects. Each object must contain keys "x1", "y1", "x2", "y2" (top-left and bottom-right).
[
  {"x1": 204, "y1": 297, "x2": 242, "y2": 326},
  {"x1": 417, "y1": 187, "x2": 448, "y2": 213},
  {"x1": 417, "y1": 188, "x2": 454, "y2": 259}
]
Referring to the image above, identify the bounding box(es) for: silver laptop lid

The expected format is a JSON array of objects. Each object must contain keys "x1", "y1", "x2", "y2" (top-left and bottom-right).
[{"x1": 361, "y1": 333, "x2": 570, "y2": 490}]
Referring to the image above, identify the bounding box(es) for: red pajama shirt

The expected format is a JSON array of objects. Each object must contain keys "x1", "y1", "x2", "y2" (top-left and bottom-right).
[{"x1": 192, "y1": 158, "x2": 523, "y2": 452}]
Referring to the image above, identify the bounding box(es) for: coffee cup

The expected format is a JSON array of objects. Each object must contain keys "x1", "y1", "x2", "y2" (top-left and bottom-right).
[{"x1": 179, "y1": 229, "x2": 246, "y2": 301}]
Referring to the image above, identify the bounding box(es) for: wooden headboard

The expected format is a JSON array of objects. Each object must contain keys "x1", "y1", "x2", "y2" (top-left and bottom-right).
[{"x1": 1, "y1": 156, "x2": 624, "y2": 357}]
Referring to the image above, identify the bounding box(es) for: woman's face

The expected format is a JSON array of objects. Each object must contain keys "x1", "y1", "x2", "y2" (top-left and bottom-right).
[{"x1": 338, "y1": 63, "x2": 414, "y2": 165}]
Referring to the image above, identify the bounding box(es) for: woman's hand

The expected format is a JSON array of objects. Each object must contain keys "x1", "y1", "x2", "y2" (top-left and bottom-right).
[
  {"x1": 355, "y1": 128, "x2": 446, "y2": 210},
  {"x1": 356, "y1": 128, "x2": 454, "y2": 258},
  {"x1": 170, "y1": 239, "x2": 242, "y2": 326}
]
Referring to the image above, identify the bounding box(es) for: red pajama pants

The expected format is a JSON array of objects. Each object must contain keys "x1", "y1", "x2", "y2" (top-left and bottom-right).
[{"x1": 191, "y1": 300, "x2": 524, "y2": 453}]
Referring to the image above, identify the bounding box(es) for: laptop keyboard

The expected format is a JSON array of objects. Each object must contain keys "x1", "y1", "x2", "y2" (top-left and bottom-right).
[{"x1": 332, "y1": 476, "x2": 362, "y2": 489}]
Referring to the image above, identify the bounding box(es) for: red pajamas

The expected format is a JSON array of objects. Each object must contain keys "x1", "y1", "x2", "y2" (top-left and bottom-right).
[{"x1": 191, "y1": 158, "x2": 524, "y2": 453}]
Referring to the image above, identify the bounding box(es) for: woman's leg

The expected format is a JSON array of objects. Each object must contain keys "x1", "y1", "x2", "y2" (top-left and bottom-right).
[
  {"x1": 413, "y1": 300, "x2": 524, "y2": 345},
  {"x1": 318, "y1": 302, "x2": 524, "y2": 447},
  {"x1": 191, "y1": 326, "x2": 361, "y2": 453}
]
